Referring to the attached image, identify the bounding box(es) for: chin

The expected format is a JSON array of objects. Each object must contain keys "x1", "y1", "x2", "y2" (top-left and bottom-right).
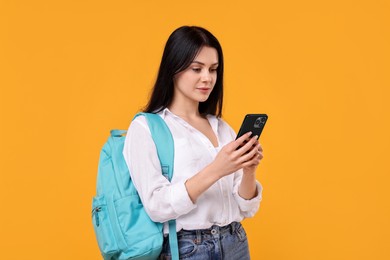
[
  {"x1": 197, "y1": 94, "x2": 211, "y2": 102},
  {"x1": 198, "y1": 97, "x2": 210, "y2": 102}
]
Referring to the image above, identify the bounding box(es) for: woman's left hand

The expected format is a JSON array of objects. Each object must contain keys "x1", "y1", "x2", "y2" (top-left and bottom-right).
[{"x1": 242, "y1": 141, "x2": 263, "y2": 175}]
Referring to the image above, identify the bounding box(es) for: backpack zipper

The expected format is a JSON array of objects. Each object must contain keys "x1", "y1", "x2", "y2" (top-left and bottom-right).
[{"x1": 92, "y1": 206, "x2": 102, "y2": 227}]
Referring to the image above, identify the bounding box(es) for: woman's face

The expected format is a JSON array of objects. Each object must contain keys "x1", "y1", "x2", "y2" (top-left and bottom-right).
[{"x1": 172, "y1": 46, "x2": 219, "y2": 105}]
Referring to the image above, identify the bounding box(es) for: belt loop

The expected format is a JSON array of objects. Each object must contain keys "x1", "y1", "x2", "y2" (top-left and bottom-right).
[
  {"x1": 230, "y1": 222, "x2": 237, "y2": 234},
  {"x1": 196, "y1": 230, "x2": 202, "y2": 244}
]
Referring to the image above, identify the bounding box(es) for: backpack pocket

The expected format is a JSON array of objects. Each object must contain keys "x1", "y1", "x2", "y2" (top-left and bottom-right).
[
  {"x1": 114, "y1": 194, "x2": 163, "y2": 258},
  {"x1": 92, "y1": 195, "x2": 119, "y2": 259}
]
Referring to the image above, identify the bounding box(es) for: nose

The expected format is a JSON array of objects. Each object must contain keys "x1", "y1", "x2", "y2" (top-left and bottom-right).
[{"x1": 201, "y1": 70, "x2": 212, "y2": 83}]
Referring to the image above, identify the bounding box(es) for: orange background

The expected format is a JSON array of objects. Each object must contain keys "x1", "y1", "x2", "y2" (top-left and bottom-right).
[{"x1": 1, "y1": 0, "x2": 389, "y2": 259}]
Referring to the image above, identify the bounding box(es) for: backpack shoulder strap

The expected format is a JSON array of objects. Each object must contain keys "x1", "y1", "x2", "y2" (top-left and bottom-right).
[
  {"x1": 133, "y1": 112, "x2": 174, "y2": 181},
  {"x1": 133, "y1": 112, "x2": 179, "y2": 260}
]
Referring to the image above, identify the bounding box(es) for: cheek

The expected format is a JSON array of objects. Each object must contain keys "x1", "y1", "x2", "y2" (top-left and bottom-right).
[
  {"x1": 174, "y1": 74, "x2": 190, "y2": 88},
  {"x1": 179, "y1": 73, "x2": 196, "y2": 84}
]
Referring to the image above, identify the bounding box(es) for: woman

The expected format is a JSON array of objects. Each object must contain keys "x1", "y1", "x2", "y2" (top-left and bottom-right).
[{"x1": 123, "y1": 26, "x2": 263, "y2": 259}]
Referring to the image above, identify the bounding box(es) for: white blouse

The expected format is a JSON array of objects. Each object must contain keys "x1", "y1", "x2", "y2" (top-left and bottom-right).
[{"x1": 123, "y1": 108, "x2": 262, "y2": 233}]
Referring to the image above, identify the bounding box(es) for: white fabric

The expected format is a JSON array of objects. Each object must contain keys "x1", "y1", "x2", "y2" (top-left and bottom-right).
[{"x1": 123, "y1": 108, "x2": 262, "y2": 233}]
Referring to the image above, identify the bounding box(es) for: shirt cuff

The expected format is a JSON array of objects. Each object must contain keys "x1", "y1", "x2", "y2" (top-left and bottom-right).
[
  {"x1": 234, "y1": 181, "x2": 263, "y2": 215},
  {"x1": 170, "y1": 181, "x2": 197, "y2": 215}
]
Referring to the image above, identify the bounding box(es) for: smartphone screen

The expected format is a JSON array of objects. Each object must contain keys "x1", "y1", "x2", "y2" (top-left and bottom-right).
[{"x1": 236, "y1": 114, "x2": 268, "y2": 140}]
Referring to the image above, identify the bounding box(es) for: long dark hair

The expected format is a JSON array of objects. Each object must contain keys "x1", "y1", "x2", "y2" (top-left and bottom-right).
[{"x1": 144, "y1": 26, "x2": 224, "y2": 117}]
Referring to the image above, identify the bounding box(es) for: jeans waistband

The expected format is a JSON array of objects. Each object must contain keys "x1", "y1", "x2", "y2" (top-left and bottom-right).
[{"x1": 177, "y1": 222, "x2": 241, "y2": 238}]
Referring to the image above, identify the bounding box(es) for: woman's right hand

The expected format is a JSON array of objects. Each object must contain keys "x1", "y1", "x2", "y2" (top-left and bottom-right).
[{"x1": 210, "y1": 131, "x2": 261, "y2": 178}]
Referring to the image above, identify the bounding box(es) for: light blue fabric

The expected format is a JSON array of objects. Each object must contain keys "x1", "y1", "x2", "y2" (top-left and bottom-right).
[{"x1": 92, "y1": 113, "x2": 179, "y2": 260}]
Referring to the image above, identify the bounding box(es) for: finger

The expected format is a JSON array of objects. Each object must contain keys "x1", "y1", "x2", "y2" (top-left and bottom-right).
[
  {"x1": 230, "y1": 131, "x2": 252, "y2": 151},
  {"x1": 240, "y1": 143, "x2": 258, "y2": 163},
  {"x1": 247, "y1": 147, "x2": 263, "y2": 164},
  {"x1": 254, "y1": 147, "x2": 264, "y2": 160},
  {"x1": 257, "y1": 151, "x2": 263, "y2": 161},
  {"x1": 242, "y1": 159, "x2": 259, "y2": 168},
  {"x1": 237, "y1": 135, "x2": 258, "y2": 156},
  {"x1": 243, "y1": 153, "x2": 262, "y2": 167},
  {"x1": 258, "y1": 143, "x2": 263, "y2": 153},
  {"x1": 239, "y1": 143, "x2": 260, "y2": 163}
]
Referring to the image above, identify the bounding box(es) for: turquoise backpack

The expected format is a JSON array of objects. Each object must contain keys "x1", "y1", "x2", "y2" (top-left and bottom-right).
[{"x1": 92, "y1": 113, "x2": 179, "y2": 260}]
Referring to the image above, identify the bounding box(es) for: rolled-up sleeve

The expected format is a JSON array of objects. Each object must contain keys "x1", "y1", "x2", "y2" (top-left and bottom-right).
[
  {"x1": 123, "y1": 116, "x2": 196, "y2": 223},
  {"x1": 232, "y1": 170, "x2": 263, "y2": 217}
]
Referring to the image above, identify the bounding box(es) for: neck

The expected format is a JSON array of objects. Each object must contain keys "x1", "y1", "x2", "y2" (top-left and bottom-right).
[{"x1": 168, "y1": 99, "x2": 200, "y2": 119}]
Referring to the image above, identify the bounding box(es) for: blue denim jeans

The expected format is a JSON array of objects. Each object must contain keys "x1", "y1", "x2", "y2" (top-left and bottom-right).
[{"x1": 159, "y1": 222, "x2": 250, "y2": 260}]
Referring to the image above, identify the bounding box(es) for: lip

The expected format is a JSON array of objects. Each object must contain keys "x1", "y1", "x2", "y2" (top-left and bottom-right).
[{"x1": 197, "y1": 88, "x2": 211, "y2": 91}]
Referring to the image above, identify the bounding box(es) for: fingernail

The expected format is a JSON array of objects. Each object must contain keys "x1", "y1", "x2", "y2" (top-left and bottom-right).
[{"x1": 253, "y1": 135, "x2": 258, "y2": 139}]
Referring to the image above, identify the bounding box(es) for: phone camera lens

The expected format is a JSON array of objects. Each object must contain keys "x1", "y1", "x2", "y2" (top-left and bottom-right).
[
  {"x1": 255, "y1": 119, "x2": 261, "y2": 125},
  {"x1": 260, "y1": 117, "x2": 266, "y2": 123}
]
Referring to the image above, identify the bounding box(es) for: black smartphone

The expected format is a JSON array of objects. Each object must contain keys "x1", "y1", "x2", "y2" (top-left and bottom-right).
[{"x1": 236, "y1": 114, "x2": 268, "y2": 140}]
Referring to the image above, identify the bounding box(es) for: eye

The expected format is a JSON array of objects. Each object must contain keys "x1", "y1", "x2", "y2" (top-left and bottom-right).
[
  {"x1": 192, "y1": 68, "x2": 201, "y2": 73},
  {"x1": 210, "y1": 68, "x2": 218, "y2": 73}
]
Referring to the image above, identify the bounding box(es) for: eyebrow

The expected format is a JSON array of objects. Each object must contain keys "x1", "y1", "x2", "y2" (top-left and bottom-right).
[{"x1": 191, "y1": 61, "x2": 219, "y2": 66}]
